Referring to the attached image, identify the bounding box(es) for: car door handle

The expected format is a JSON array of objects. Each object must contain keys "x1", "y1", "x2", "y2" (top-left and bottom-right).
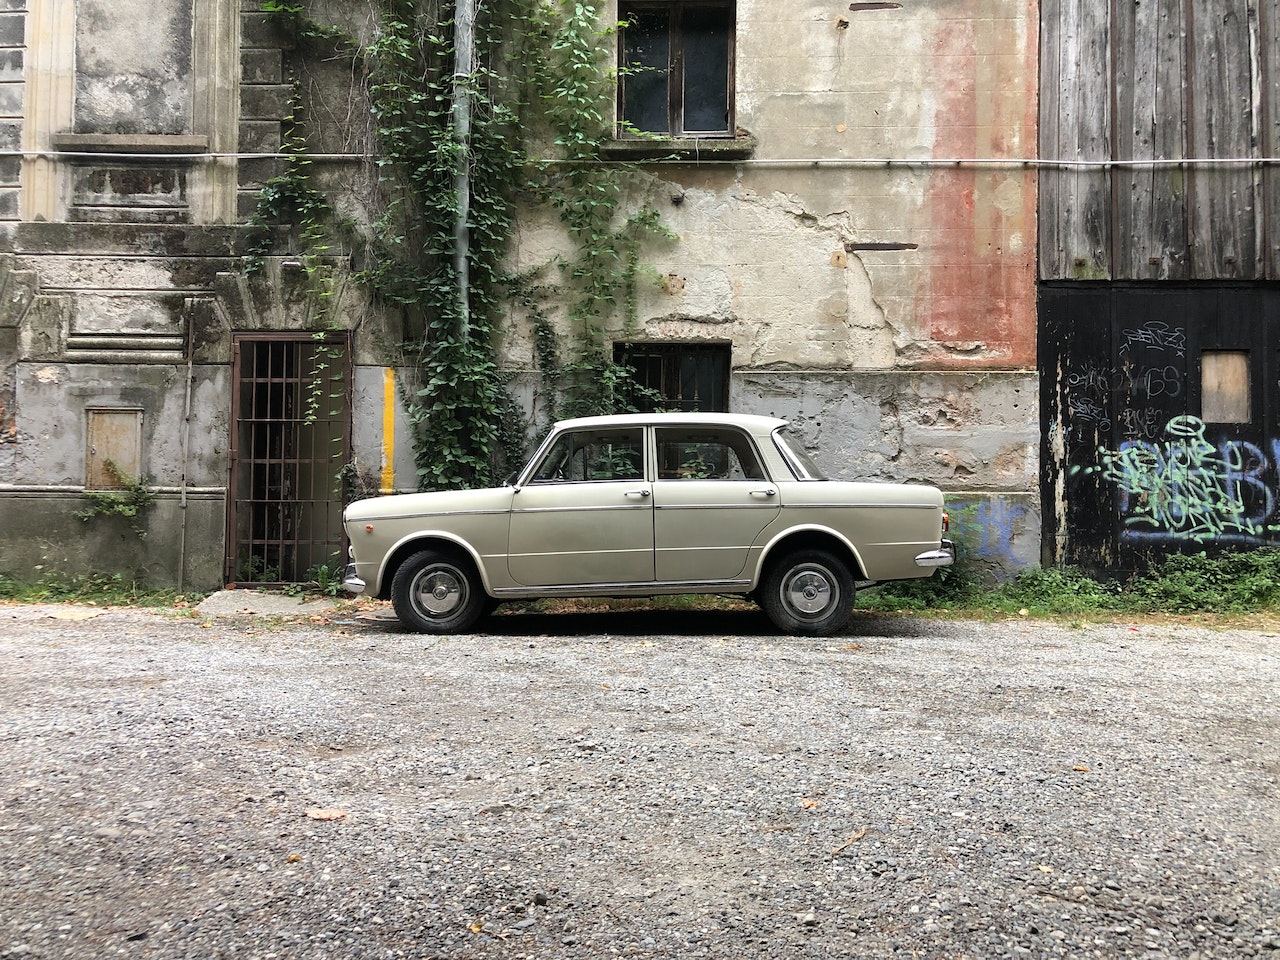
[
  {"x1": 625, "y1": 489, "x2": 651, "y2": 498},
  {"x1": 750, "y1": 488, "x2": 777, "y2": 497}
]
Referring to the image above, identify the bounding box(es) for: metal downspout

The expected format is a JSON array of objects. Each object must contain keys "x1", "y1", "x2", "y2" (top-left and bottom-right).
[
  {"x1": 178, "y1": 306, "x2": 194, "y2": 593},
  {"x1": 452, "y1": 0, "x2": 476, "y2": 342}
]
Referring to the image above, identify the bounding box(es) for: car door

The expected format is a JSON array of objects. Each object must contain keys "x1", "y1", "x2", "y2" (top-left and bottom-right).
[
  {"x1": 507, "y1": 426, "x2": 655, "y2": 586},
  {"x1": 651, "y1": 426, "x2": 781, "y2": 582}
]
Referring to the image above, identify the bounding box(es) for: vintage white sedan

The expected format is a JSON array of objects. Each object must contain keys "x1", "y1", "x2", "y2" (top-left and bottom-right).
[{"x1": 342, "y1": 412, "x2": 954, "y2": 635}]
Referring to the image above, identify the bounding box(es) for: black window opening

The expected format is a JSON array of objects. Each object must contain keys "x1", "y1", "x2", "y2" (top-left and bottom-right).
[
  {"x1": 615, "y1": 342, "x2": 730, "y2": 412},
  {"x1": 618, "y1": 1, "x2": 734, "y2": 138}
]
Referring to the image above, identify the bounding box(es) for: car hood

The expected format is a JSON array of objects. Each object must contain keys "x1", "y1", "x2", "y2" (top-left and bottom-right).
[{"x1": 344, "y1": 486, "x2": 515, "y2": 522}]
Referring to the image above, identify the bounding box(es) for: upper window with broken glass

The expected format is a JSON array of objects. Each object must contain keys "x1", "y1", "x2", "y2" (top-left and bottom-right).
[{"x1": 618, "y1": 1, "x2": 735, "y2": 138}]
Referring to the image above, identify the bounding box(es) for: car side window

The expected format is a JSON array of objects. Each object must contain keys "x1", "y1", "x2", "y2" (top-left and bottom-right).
[
  {"x1": 655, "y1": 428, "x2": 766, "y2": 480},
  {"x1": 530, "y1": 429, "x2": 644, "y2": 482}
]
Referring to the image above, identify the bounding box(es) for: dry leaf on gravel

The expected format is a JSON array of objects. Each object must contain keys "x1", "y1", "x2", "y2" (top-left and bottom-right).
[{"x1": 304, "y1": 808, "x2": 348, "y2": 821}]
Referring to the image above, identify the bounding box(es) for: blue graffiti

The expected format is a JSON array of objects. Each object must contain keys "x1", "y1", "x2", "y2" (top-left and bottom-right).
[
  {"x1": 1072, "y1": 415, "x2": 1278, "y2": 544},
  {"x1": 950, "y1": 498, "x2": 1036, "y2": 565}
]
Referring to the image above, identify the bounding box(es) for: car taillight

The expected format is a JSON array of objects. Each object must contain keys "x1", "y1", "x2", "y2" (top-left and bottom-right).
[{"x1": 942, "y1": 511, "x2": 950, "y2": 533}]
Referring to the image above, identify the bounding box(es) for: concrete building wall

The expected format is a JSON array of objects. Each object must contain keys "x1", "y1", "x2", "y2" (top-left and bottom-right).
[
  {"x1": 0, "y1": 0, "x2": 1042, "y2": 589},
  {"x1": 507, "y1": 0, "x2": 1041, "y2": 568},
  {"x1": 0, "y1": 0, "x2": 277, "y2": 590}
]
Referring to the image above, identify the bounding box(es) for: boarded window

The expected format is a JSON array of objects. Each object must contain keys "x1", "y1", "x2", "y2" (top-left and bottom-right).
[
  {"x1": 85, "y1": 407, "x2": 144, "y2": 490},
  {"x1": 1201, "y1": 350, "x2": 1250, "y2": 423},
  {"x1": 615, "y1": 342, "x2": 730, "y2": 412},
  {"x1": 618, "y1": 1, "x2": 734, "y2": 137}
]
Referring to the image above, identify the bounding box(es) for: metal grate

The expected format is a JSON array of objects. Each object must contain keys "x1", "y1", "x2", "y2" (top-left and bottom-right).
[
  {"x1": 227, "y1": 334, "x2": 352, "y2": 585},
  {"x1": 615, "y1": 341, "x2": 730, "y2": 412}
]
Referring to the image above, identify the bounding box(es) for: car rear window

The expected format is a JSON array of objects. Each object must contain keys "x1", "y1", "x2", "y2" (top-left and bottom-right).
[{"x1": 772, "y1": 427, "x2": 828, "y2": 481}]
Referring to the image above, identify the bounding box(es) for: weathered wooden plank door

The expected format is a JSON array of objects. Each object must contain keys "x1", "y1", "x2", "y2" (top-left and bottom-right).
[
  {"x1": 1040, "y1": 0, "x2": 1113, "y2": 279},
  {"x1": 1041, "y1": 285, "x2": 1280, "y2": 570},
  {"x1": 1041, "y1": 0, "x2": 1279, "y2": 282}
]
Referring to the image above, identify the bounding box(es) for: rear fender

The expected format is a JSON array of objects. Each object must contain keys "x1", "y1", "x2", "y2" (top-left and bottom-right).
[{"x1": 754, "y1": 525, "x2": 867, "y2": 587}]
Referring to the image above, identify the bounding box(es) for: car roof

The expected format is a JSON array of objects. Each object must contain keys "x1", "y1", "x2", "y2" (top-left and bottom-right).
[{"x1": 551, "y1": 412, "x2": 789, "y2": 433}]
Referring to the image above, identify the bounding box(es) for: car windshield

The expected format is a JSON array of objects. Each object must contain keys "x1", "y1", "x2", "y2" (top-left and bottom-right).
[{"x1": 772, "y1": 427, "x2": 828, "y2": 481}]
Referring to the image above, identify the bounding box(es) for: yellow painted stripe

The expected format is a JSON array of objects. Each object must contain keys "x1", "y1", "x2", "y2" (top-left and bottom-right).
[{"x1": 381, "y1": 367, "x2": 396, "y2": 493}]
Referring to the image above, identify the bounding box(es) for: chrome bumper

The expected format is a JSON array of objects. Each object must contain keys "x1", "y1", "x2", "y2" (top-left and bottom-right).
[
  {"x1": 915, "y1": 539, "x2": 956, "y2": 568},
  {"x1": 342, "y1": 564, "x2": 366, "y2": 594}
]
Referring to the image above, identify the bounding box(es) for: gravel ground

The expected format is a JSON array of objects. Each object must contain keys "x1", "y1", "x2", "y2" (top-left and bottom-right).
[{"x1": 1, "y1": 602, "x2": 1278, "y2": 960}]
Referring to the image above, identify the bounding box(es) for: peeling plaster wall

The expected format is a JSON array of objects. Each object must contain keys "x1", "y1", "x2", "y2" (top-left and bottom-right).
[
  {"x1": 0, "y1": 0, "x2": 1043, "y2": 585},
  {"x1": 0, "y1": 1, "x2": 282, "y2": 590},
  {"x1": 507, "y1": 0, "x2": 1042, "y2": 570},
  {"x1": 5, "y1": 362, "x2": 229, "y2": 487}
]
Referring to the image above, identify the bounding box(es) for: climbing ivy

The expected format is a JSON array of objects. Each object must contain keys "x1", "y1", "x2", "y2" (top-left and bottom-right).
[
  {"x1": 75, "y1": 461, "x2": 158, "y2": 540},
  {"x1": 258, "y1": 0, "x2": 671, "y2": 490},
  {"x1": 360, "y1": 0, "x2": 528, "y2": 489},
  {"x1": 520, "y1": 0, "x2": 673, "y2": 420}
]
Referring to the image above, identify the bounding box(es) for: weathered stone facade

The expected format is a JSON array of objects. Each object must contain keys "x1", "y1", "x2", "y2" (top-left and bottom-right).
[{"x1": 0, "y1": 0, "x2": 1041, "y2": 590}]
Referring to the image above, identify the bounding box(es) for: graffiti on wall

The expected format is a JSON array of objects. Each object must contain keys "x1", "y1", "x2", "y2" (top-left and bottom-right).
[
  {"x1": 949, "y1": 498, "x2": 1036, "y2": 567},
  {"x1": 1061, "y1": 320, "x2": 1189, "y2": 445},
  {"x1": 1072, "y1": 415, "x2": 1279, "y2": 544}
]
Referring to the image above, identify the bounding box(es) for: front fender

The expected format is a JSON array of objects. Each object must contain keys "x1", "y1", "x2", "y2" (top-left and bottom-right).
[{"x1": 374, "y1": 531, "x2": 494, "y2": 598}]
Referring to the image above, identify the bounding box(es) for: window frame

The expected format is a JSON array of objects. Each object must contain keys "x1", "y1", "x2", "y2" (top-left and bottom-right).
[
  {"x1": 614, "y1": 341, "x2": 731, "y2": 413},
  {"x1": 655, "y1": 426, "x2": 766, "y2": 481},
  {"x1": 528, "y1": 428, "x2": 646, "y2": 484},
  {"x1": 616, "y1": 0, "x2": 736, "y2": 140}
]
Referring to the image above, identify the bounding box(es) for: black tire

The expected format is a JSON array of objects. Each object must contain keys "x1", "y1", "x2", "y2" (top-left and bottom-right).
[
  {"x1": 391, "y1": 549, "x2": 488, "y2": 634},
  {"x1": 759, "y1": 549, "x2": 855, "y2": 636}
]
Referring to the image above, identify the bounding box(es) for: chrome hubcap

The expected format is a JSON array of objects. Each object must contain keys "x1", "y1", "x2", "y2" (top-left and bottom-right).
[
  {"x1": 783, "y1": 566, "x2": 836, "y2": 617},
  {"x1": 415, "y1": 566, "x2": 465, "y2": 617}
]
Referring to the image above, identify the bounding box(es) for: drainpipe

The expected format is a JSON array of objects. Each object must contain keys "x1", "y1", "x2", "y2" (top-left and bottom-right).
[
  {"x1": 451, "y1": 0, "x2": 477, "y2": 342},
  {"x1": 178, "y1": 306, "x2": 195, "y2": 593}
]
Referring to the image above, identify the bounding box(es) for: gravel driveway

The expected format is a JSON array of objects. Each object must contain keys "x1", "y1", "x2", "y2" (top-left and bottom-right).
[{"x1": 1, "y1": 602, "x2": 1278, "y2": 959}]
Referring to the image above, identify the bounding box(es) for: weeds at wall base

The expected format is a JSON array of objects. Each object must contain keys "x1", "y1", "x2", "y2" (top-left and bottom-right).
[
  {"x1": 0, "y1": 572, "x2": 200, "y2": 608},
  {"x1": 862, "y1": 549, "x2": 1280, "y2": 619},
  {"x1": 7, "y1": 549, "x2": 1278, "y2": 622}
]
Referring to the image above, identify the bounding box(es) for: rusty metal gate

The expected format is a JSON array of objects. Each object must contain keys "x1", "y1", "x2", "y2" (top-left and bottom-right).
[
  {"x1": 1040, "y1": 283, "x2": 1280, "y2": 573},
  {"x1": 227, "y1": 333, "x2": 352, "y2": 585}
]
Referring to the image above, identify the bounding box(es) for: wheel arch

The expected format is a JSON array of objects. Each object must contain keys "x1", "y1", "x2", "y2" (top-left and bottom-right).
[
  {"x1": 757, "y1": 527, "x2": 867, "y2": 585},
  {"x1": 377, "y1": 534, "x2": 489, "y2": 600}
]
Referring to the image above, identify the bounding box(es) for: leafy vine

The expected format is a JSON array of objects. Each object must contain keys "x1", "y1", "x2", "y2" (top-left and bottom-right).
[
  {"x1": 76, "y1": 461, "x2": 157, "y2": 540},
  {"x1": 257, "y1": 0, "x2": 672, "y2": 490}
]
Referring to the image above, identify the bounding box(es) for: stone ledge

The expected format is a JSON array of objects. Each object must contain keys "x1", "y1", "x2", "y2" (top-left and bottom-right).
[
  {"x1": 598, "y1": 134, "x2": 756, "y2": 162},
  {"x1": 10, "y1": 222, "x2": 254, "y2": 256},
  {"x1": 51, "y1": 133, "x2": 210, "y2": 155}
]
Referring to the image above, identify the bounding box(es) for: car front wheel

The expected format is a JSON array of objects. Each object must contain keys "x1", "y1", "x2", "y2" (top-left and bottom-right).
[
  {"x1": 760, "y1": 550, "x2": 855, "y2": 636},
  {"x1": 391, "y1": 550, "x2": 487, "y2": 634}
]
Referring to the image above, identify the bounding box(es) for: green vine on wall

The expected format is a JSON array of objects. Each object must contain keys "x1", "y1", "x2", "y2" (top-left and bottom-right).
[
  {"x1": 360, "y1": 0, "x2": 528, "y2": 489},
  {"x1": 258, "y1": 0, "x2": 672, "y2": 490},
  {"x1": 521, "y1": 0, "x2": 673, "y2": 421},
  {"x1": 76, "y1": 461, "x2": 158, "y2": 540}
]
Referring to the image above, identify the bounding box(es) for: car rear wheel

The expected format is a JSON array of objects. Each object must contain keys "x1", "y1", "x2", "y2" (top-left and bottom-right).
[
  {"x1": 391, "y1": 550, "x2": 487, "y2": 634},
  {"x1": 760, "y1": 549, "x2": 854, "y2": 636}
]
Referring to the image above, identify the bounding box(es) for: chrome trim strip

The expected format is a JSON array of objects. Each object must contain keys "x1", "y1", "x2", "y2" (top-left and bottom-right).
[
  {"x1": 654, "y1": 503, "x2": 779, "y2": 511},
  {"x1": 491, "y1": 578, "x2": 752, "y2": 598},
  {"x1": 361, "y1": 508, "x2": 509, "y2": 522},
  {"x1": 789, "y1": 502, "x2": 939, "y2": 510},
  {"x1": 511, "y1": 504, "x2": 652, "y2": 515}
]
